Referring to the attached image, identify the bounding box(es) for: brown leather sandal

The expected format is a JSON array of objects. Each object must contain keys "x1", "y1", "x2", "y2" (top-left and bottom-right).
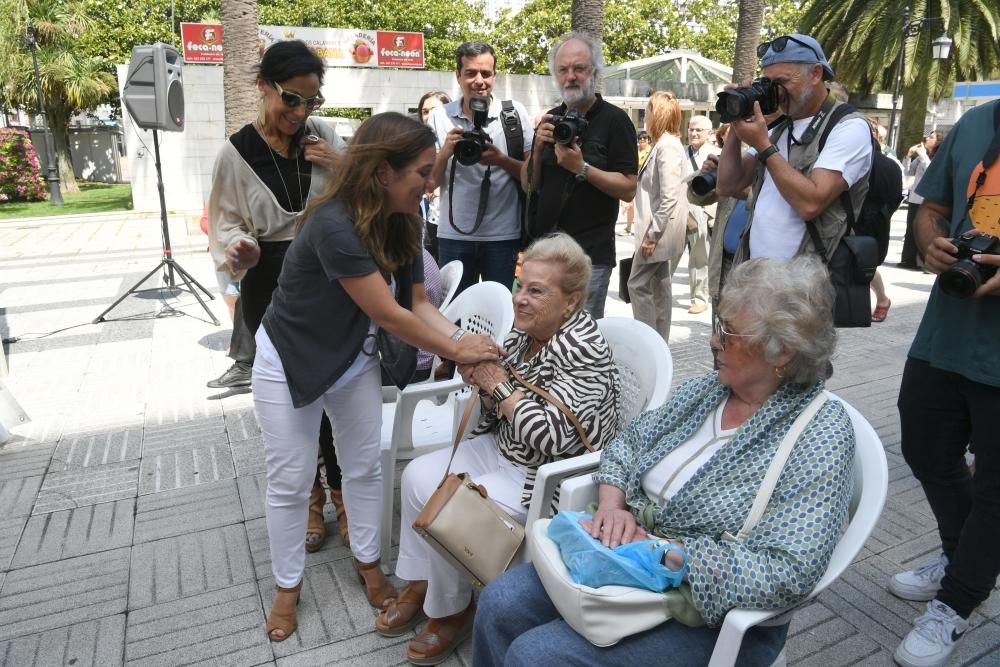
[
  {"x1": 329, "y1": 488, "x2": 350, "y2": 548},
  {"x1": 354, "y1": 558, "x2": 398, "y2": 609},
  {"x1": 406, "y1": 598, "x2": 476, "y2": 665},
  {"x1": 375, "y1": 581, "x2": 427, "y2": 637},
  {"x1": 266, "y1": 580, "x2": 303, "y2": 642},
  {"x1": 305, "y1": 476, "x2": 326, "y2": 553}
]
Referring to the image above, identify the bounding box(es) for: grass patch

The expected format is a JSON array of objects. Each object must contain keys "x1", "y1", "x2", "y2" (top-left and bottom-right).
[{"x1": 0, "y1": 182, "x2": 132, "y2": 220}]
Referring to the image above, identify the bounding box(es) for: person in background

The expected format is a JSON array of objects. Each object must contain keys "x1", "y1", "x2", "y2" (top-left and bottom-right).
[
  {"x1": 417, "y1": 91, "x2": 451, "y2": 261},
  {"x1": 683, "y1": 115, "x2": 719, "y2": 315},
  {"x1": 899, "y1": 131, "x2": 944, "y2": 270},
  {"x1": 865, "y1": 117, "x2": 902, "y2": 322},
  {"x1": 628, "y1": 91, "x2": 688, "y2": 342},
  {"x1": 206, "y1": 39, "x2": 351, "y2": 556},
  {"x1": 254, "y1": 112, "x2": 499, "y2": 643},
  {"x1": 621, "y1": 131, "x2": 652, "y2": 236}
]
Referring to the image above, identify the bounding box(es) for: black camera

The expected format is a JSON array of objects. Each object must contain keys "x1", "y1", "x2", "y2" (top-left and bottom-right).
[
  {"x1": 691, "y1": 170, "x2": 717, "y2": 197},
  {"x1": 552, "y1": 110, "x2": 589, "y2": 145},
  {"x1": 715, "y1": 78, "x2": 780, "y2": 123},
  {"x1": 454, "y1": 95, "x2": 491, "y2": 166},
  {"x1": 938, "y1": 231, "x2": 1000, "y2": 299}
]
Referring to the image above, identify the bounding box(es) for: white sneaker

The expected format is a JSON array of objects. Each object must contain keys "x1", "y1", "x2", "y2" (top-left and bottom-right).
[
  {"x1": 894, "y1": 600, "x2": 969, "y2": 667},
  {"x1": 890, "y1": 554, "x2": 948, "y2": 601}
]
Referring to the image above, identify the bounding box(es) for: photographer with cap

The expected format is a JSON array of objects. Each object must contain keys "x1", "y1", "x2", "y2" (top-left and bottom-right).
[
  {"x1": 715, "y1": 34, "x2": 872, "y2": 265},
  {"x1": 427, "y1": 41, "x2": 533, "y2": 294},
  {"x1": 524, "y1": 32, "x2": 638, "y2": 318}
]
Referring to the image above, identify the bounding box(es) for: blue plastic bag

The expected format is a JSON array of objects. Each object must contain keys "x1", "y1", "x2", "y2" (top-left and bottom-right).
[{"x1": 547, "y1": 511, "x2": 688, "y2": 592}]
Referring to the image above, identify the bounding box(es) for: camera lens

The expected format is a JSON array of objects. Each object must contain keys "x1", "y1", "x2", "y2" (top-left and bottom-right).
[
  {"x1": 455, "y1": 139, "x2": 482, "y2": 166},
  {"x1": 553, "y1": 122, "x2": 575, "y2": 145},
  {"x1": 939, "y1": 260, "x2": 982, "y2": 299},
  {"x1": 691, "y1": 172, "x2": 717, "y2": 197}
]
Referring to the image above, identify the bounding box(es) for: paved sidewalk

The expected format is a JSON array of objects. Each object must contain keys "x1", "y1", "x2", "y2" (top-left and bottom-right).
[{"x1": 0, "y1": 208, "x2": 997, "y2": 666}]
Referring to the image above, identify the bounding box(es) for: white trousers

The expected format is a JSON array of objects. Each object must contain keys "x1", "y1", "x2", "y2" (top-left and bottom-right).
[
  {"x1": 253, "y1": 328, "x2": 383, "y2": 588},
  {"x1": 395, "y1": 433, "x2": 527, "y2": 618}
]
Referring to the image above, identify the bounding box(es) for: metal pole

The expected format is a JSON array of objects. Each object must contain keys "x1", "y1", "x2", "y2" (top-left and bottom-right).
[
  {"x1": 887, "y1": 5, "x2": 910, "y2": 156},
  {"x1": 26, "y1": 23, "x2": 62, "y2": 205}
]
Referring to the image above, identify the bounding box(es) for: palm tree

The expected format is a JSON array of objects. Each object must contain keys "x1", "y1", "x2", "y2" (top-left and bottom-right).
[
  {"x1": 800, "y1": 0, "x2": 1000, "y2": 158},
  {"x1": 0, "y1": 0, "x2": 115, "y2": 193},
  {"x1": 732, "y1": 0, "x2": 765, "y2": 83},
  {"x1": 571, "y1": 0, "x2": 603, "y2": 43},
  {"x1": 220, "y1": 0, "x2": 259, "y2": 137}
]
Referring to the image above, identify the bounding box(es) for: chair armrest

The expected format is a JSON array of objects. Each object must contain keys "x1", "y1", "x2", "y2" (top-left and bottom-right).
[
  {"x1": 524, "y1": 450, "x2": 602, "y2": 533},
  {"x1": 707, "y1": 608, "x2": 783, "y2": 667}
]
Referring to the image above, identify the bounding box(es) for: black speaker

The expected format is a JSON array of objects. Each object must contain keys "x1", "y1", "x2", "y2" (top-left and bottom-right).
[{"x1": 122, "y1": 43, "x2": 184, "y2": 132}]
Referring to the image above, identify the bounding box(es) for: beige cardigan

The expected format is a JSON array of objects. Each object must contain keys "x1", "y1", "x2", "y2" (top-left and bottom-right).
[
  {"x1": 633, "y1": 133, "x2": 688, "y2": 266},
  {"x1": 208, "y1": 118, "x2": 343, "y2": 282}
]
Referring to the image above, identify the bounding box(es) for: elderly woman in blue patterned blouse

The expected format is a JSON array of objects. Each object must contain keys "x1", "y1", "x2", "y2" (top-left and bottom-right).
[{"x1": 473, "y1": 255, "x2": 856, "y2": 666}]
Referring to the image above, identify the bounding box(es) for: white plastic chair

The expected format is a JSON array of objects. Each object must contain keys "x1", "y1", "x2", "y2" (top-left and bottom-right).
[
  {"x1": 379, "y1": 281, "x2": 514, "y2": 561},
  {"x1": 438, "y1": 260, "x2": 463, "y2": 310},
  {"x1": 542, "y1": 392, "x2": 889, "y2": 667},
  {"x1": 522, "y1": 317, "x2": 673, "y2": 535}
]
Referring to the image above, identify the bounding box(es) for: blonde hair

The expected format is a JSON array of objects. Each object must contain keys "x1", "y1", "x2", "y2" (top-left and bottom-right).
[
  {"x1": 645, "y1": 91, "x2": 681, "y2": 142},
  {"x1": 521, "y1": 233, "x2": 592, "y2": 314},
  {"x1": 300, "y1": 113, "x2": 434, "y2": 272}
]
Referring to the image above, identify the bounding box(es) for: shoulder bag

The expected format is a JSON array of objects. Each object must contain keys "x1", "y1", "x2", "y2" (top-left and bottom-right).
[
  {"x1": 413, "y1": 362, "x2": 596, "y2": 588},
  {"x1": 529, "y1": 391, "x2": 829, "y2": 647}
]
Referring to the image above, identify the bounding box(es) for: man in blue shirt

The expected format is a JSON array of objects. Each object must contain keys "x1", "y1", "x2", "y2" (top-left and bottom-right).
[{"x1": 891, "y1": 99, "x2": 1000, "y2": 667}]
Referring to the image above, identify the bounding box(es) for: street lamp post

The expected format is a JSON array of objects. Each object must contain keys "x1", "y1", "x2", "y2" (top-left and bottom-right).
[
  {"x1": 26, "y1": 23, "x2": 63, "y2": 205},
  {"x1": 887, "y1": 6, "x2": 952, "y2": 155}
]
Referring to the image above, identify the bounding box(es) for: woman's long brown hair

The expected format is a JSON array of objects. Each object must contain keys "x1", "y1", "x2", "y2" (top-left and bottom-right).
[{"x1": 300, "y1": 112, "x2": 435, "y2": 273}]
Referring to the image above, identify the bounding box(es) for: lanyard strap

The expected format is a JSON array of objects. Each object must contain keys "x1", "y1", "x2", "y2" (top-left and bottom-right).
[{"x1": 448, "y1": 158, "x2": 492, "y2": 235}]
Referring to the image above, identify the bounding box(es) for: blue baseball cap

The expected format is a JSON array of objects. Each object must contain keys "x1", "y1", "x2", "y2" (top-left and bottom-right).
[{"x1": 759, "y1": 34, "x2": 835, "y2": 81}]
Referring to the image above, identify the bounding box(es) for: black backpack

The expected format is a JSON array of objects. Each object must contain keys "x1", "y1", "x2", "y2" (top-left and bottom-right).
[{"x1": 817, "y1": 104, "x2": 904, "y2": 264}]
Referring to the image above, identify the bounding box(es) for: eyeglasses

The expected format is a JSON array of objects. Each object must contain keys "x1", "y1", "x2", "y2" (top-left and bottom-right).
[
  {"x1": 271, "y1": 82, "x2": 324, "y2": 112},
  {"x1": 714, "y1": 315, "x2": 756, "y2": 350},
  {"x1": 757, "y1": 35, "x2": 824, "y2": 64},
  {"x1": 556, "y1": 65, "x2": 593, "y2": 77},
  {"x1": 688, "y1": 127, "x2": 708, "y2": 133}
]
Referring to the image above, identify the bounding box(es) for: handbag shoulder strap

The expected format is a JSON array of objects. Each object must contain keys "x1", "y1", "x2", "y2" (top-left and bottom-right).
[
  {"x1": 506, "y1": 364, "x2": 595, "y2": 453},
  {"x1": 727, "y1": 390, "x2": 829, "y2": 543},
  {"x1": 440, "y1": 393, "x2": 480, "y2": 485}
]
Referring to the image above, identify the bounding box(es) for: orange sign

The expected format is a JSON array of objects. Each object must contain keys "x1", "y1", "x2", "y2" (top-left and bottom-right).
[
  {"x1": 376, "y1": 32, "x2": 425, "y2": 69},
  {"x1": 180, "y1": 23, "x2": 224, "y2": 64}
]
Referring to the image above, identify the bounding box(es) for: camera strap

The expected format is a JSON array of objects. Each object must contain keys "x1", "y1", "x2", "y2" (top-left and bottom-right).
[
  {"x1": 785, "y1": 96, "x2": 836, "y2": 153},
  {"x1": 447, "y1": 157, "x2": 492, "y2": 235}
]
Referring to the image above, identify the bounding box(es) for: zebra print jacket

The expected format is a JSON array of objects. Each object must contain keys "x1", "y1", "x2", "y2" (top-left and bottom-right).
[{"x1": 472, "y1": 309, "x2": 622, "y2": 508}]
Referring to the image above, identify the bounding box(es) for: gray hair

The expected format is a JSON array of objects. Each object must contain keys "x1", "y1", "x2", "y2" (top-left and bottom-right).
[
  {"x1": 720, "y1": 255, "x2": 836, "y2": 385},
  {"x1": 522, "y1": 232, "x2": 592, "y2": 313},
  {"x1": 548, "y1": 32, "x2": 605, "y2": 82},
  {"x1": 688, "y1": 115, "x2": 712, "y2": 130}
]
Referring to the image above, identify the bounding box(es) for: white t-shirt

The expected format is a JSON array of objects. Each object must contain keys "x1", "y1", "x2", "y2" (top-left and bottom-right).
[
  {"x1": 640, "y1": 402, "x2": 736, "y2": 503},
  {"x1": 749, "y1": 116, "x2": 873, "y2": 261}
]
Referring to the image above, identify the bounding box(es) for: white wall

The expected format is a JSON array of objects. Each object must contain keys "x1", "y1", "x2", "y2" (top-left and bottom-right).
[{"x1": 119, "y1": 64, "x2": 562, "y2": 213}]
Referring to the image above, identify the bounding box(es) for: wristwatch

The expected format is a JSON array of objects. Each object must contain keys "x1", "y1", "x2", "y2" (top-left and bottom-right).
[
  {"x1": 576, "y1": 162, "x2": 590, "y2": 182},
  {"x1": 756, "y1": 145, "x2": 780, "y2": 165},
  {"x1": 491, "y1": 381, "x2": 516, "y2": 403}
]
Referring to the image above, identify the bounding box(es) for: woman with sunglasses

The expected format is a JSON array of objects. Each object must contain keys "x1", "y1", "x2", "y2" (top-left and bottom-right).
[
  {"x1": 254, "y1": 112, "x2": 500, "y2": 643},
  {"x1": 207, "y1": 40, "x2": 350, "y2": 582},
  {"x1": 475, "y1": 255, "x2": 856, "y2": 665}
]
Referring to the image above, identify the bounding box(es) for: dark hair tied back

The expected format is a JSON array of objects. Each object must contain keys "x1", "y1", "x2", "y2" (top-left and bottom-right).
[{"x1": 257, "y1": 40, "x2": 325, "y2": 86}]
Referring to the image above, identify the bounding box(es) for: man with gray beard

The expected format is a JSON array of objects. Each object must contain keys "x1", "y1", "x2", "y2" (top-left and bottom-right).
[{"x1": 524, "y1": 32, "x2": 638, "y2": 318}]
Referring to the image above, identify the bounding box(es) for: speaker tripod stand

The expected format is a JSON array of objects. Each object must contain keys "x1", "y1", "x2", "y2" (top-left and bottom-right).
[{"x1": 94, "y1": 129, "x2": 219, "y2": 325}]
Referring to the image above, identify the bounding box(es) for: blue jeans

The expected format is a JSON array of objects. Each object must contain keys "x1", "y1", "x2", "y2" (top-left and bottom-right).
[
  {"x1": 438, "y1": 238, "x2": 520, "y2": 295},
  {"x1": 586, "y1": 264, "x2": 613, "y2": 319},
  {"x1": 472, "y1": 564, "x2": 789, "y2": 667}
]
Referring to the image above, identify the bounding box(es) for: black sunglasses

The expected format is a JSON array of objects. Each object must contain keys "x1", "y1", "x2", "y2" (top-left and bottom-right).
[
  {"x1": 272, "y1": 82, "x2": 324, "y2": 112},
  {"x1": 757, "y1": 35, "x2": 824, "y2": 64}
]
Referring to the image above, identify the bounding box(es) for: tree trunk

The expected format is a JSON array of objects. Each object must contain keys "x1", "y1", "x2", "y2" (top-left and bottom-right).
[
  {"x1": 47, "y1": 105, "x2": 79, "y2": 194},
  {"x1": 571, "y1": 0, "x2": 604, "y2": 44},
  {"x1": 221, "y1": 0, "x2": 260, "y2": 138},
  {"x1": 896, "y1": 75, "x2": 930, "y2": 162},
  {"x1": 732, "y1": 0, "x2": 765, "y2": 83}
]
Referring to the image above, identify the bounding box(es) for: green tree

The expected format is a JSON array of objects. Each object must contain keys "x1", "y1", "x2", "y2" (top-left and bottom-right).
[
  {"x1": 799, "y1": 0, "x2": 1000, "y2": 158},
  {"x1": 0, "y1": 0, "x2": 116, "y2": 193}
]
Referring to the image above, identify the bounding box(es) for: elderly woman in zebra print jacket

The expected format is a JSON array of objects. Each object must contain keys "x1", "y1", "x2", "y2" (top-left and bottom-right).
[{"x1": 375, "y1": 233, "x2": 622, "y2": 665}]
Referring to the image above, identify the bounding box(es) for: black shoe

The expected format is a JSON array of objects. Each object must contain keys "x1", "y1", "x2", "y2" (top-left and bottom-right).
[
  {"x1": 896, "y1": 262, "x2": 919, "y2": 270},
  {"x1": 207, "y1": 362, "x2": 252, "y2": 388}
]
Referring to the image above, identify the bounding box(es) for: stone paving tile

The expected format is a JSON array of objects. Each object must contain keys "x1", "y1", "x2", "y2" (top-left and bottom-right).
[
  {"x1": 138, "y1": 440, "x2": 236, "y2": 494},
  {"x1": 33, "y1": 460, "x2": 139, "y2": 514},
  {"x1": 124, "y1": 581, "x2": 272, "y2": 667},
  {"x1": 51, "y1": 427, "x2": 143, "y2": 469},
  {"x1": 247, "y1": 517, "x2": 351, "y2": 580},
  {"x1": 133, "y1": 479, "x2": 244, "y2": 544},
  {"x1": 232, "y1": 436, "x2": 266, "y2": 477},
  {"x1": 0, "y1": 547, "x2": 129, "y2": 641},
  {"x1": 0, "y1": 517, "x2": 25, "y2": 572},
  {"x1": 793, "y1": 628, "x2": 881, "y2": 666},
  {"x1": 238, "y1": 473, "x2": 266, "y2": 521},
  {"x1": 0, "y1": 442, "x2": 54, "y2": 480},
  {"x1": 0, "y1": 475, "x2": 42, "y2": 518},
  {"x1": 260, "y1": 559, "x2": 382, "y2": 659},
  {"x1": 11, "y1": 499, "x2": 134, "y2": 568},
  {"x1": 273, "y1": 632, "x2": 412, "y2": 666},
  {"x1": 226, "y1": 408, "x2": 261, "y2": 443},
  {"x1": 129, "y1": 524, "x2": 255, "y2": 610},
  {"x1": 0, "y1": 614, "x2": 125, "y2": 666}
]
